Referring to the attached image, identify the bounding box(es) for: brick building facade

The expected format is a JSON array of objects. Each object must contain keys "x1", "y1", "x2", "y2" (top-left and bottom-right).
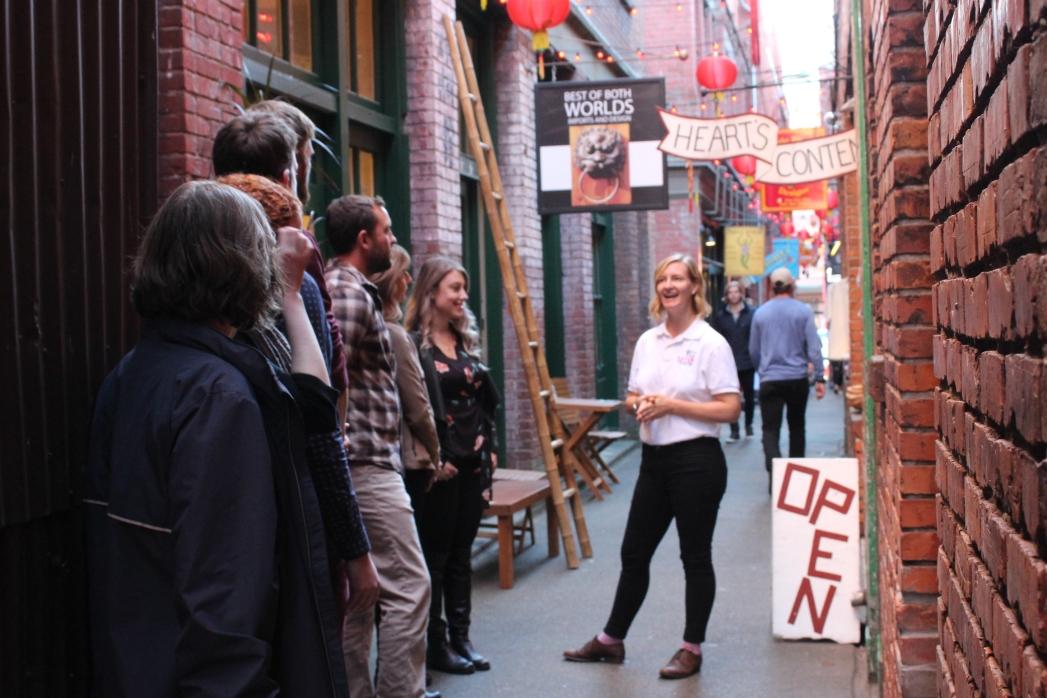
[{"x1": 838, "y1": 0, "x2": 1046, "y2": 694}]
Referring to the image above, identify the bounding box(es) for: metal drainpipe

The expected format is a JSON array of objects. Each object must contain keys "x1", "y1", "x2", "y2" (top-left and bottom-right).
[{"x1": 851, "y1": 0, "x2": 881, "y2": 683}]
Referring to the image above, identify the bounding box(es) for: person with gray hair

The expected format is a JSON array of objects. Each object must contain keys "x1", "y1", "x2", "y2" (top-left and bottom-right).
[
  {"x1": 249, "y1": 99, "x2": 316, "y2": 206},
  {"x1": 85, "y1": 181, "x2": 350, "y2": 697},
  {"x1": 749, "y1": 267, "x2": 826, "y2": 490}
]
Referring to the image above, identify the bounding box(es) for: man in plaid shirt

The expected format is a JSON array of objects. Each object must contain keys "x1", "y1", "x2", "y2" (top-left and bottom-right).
[{"x1": 325, "y1": 194, "x2": 434, "y2": 698}]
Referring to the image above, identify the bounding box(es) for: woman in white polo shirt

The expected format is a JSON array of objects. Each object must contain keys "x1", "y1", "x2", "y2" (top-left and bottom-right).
[{"x1": 564, "y1": 253, "x2": 741, "y2": 680}]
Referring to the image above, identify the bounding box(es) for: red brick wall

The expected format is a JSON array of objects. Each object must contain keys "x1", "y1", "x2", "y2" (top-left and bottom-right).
[
  {"x1": 613, "y1": 209, "x2": 652, "y2": 434},
  {"x1": 493, "y1": 22, "x2": 546, "y2": 470},
  {"x1": 404, "y1": 0, "x2": 461, "y2": 258},
  {"x1": 157, "y1": 0, "x2": 243, "y2": 200},
  {"x1": 862, "y1": 0, "x2": 939, "y2": 694},
  {"x1": 649, "y1": 199, "x2": 702, "y2": 267},
  {"x1": 925, "y1": 0, "x2": 1047, "y2": 694}
]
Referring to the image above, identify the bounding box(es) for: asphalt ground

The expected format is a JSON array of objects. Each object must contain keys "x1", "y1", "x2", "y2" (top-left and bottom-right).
[{"x1": 426, "y1": 387, "x2": 876, "y2": 698}]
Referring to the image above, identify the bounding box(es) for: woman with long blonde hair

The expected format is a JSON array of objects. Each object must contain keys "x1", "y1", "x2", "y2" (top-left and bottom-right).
[
  {"x1": 369, "y1": 246, "x2": 442, "y2": 517},
  {"x1": 564, "y1": 253, "x2": 741, "y2": 680},
  {"x1": 405, "y1": 256, "x2": 499, "y2": 676}
]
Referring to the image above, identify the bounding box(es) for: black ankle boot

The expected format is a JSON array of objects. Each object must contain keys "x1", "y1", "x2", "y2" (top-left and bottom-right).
[
  {"x1": 450, "y1": 633, "x2": 490, "y2": 671},
  {"x1": 427, "y1": 633, "x2": 474, "y2": 675}
]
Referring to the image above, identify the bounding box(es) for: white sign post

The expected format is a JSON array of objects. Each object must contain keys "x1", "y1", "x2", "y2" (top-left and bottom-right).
[{"x1": 771, "y1": 457, "x2": 862, "y2": 643}]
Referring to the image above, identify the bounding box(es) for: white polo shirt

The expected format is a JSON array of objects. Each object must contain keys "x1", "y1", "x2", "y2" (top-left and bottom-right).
[{"x1": 628, "y1": 317, "x2": 741, "y2": 445}]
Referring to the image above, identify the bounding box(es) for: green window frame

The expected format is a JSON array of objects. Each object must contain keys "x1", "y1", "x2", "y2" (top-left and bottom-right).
[
  {"x1": 344, "y1": 0, "x2": 411, "y2": 248},
  {"x1": 592, "y1": 213, "x2": 620, "y2": 424},
  {"x1": 542, "y1": 215, "x2": 566, "y2": 377}
]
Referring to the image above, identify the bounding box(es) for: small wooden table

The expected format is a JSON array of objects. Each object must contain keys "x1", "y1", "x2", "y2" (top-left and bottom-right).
[
  {"x1": 555, "y1": 397, "x2": 622, "y2": 497},
  {"x1": 484, "y1": 477, "x2": 559, "y2": 589}
]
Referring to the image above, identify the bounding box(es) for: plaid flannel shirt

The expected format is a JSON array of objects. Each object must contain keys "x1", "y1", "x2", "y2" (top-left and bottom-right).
[{"x1": 325, "y1": 261, "x2": 403, "y2": 472}]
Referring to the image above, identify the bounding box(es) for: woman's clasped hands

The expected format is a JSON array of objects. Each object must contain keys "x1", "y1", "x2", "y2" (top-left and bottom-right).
[{"x1": 634, "y1": 394, "x2": 674, "y2": 423}]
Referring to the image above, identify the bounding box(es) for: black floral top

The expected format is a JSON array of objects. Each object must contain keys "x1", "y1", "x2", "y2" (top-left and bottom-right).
[{"x1": 430, "y1": 342, "x2": 499, "y2": 463}]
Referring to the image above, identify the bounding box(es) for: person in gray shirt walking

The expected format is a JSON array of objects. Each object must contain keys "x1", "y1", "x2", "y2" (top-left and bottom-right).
[{"x1": 749, "y1": 268, "x2": 826, "y2": 490}]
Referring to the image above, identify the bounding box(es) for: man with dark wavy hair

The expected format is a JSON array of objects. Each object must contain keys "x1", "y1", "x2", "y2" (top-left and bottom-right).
[{"x1": 326, "y1": 194, "x2": 434, "y2": 698}]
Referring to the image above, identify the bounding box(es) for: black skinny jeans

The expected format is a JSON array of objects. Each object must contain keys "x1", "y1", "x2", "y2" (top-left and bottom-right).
[
  {"x1": 417, "y1": 456, "x2": 486, "y2": 638},
  {"x1": 604, "y1": 437, "x2": 727, "y2": 645},
  {"x1": 757, "y1": 378, "x2": 811, "y2": 472},
  {"x1": 729, "y1": 368, "x2": 756, "y2": 434}
]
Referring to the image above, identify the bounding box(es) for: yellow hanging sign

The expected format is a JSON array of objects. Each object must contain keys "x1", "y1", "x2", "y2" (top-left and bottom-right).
[{"x1": 725, "y1": 226, "x2": 766, "y2": 277}]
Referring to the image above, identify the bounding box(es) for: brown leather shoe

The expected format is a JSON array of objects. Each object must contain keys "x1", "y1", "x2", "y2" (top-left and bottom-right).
[
  {"x1": 658, "y1": 648, "x2": 702, "y2": 679},
  {"x1": 563, "y1": 636, "x2": 625, "y2": 664}
]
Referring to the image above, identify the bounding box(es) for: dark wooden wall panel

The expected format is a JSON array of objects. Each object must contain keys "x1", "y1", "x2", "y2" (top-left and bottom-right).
[{"x1": 0, "y1": 0, "x2": 157, "y2": 694}]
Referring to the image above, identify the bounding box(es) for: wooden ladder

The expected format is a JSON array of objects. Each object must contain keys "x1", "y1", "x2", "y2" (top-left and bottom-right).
[{"x1": 443, "y1": 16, "x2": 591, "y2": 567}]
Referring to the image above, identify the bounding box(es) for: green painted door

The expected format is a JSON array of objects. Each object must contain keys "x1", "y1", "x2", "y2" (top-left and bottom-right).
[
  {"x1": 461, "y1": 177, "x2": 506, "y2": 461},
  {"x1": 591, "y1": 213, "x2": 619, "y2": 426}
]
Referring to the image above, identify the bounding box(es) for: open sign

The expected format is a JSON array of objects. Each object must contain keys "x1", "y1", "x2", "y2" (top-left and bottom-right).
[{"x1": 771, "y1": 458, "x2": 862, "y2": 643}]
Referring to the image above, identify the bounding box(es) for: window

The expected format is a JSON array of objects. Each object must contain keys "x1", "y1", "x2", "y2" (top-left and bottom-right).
[
  {"x1": 348, "y1": 0, "x2": 377, "y2": 101},
  {"x1": 344, "y1": 0, "x2": 410, "y2": 245},
  {"x1": 243, "y1": 0, "x2": 314, "y2": 73},
  {"x1": 348, "y1": 147, "x2": 376, "y2": 196}
]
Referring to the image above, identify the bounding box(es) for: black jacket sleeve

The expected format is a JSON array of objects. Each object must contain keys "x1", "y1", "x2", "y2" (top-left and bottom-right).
[
  {"x1": 169, "y1": 387, "x2": 281, "y2": 697},
  {"x1": 291, "y1": 373, "x2": 371, "y2": 562}
]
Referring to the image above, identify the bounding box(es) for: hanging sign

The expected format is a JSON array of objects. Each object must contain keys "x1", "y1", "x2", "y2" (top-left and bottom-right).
[
  {"x1": 765, "y1": 237, "x2": 800, "y2": 279},
  {"x1": 536, "y1": 78, "x2": 669, "y2": 214},
  {"x1": 758, "y1": 128, "x2": 830, "y2": 211},
  {"x1": 657, "y1": 111, "x2": 858, "y2": 185},
  {"x1": 772, "y1": 458, "x2": 861, "y2": 644},
  {"x1": 724, "y1": 226, "x2": 765, "y2": 277}
]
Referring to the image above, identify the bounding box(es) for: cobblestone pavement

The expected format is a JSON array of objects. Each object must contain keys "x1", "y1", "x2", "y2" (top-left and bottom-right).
[{"x1": 428, "y1": 389, "x2": 877, "y2": 697}]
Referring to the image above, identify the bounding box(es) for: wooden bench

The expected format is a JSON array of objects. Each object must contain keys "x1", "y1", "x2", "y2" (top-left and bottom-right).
[{"x1": 478, "y1": 469, "x2": 558, "y2": 589}]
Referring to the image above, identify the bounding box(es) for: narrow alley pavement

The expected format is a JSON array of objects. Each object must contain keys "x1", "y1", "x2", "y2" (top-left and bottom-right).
[{"x1": 431, "y1": 389, "x2": 876, "y2": 697}]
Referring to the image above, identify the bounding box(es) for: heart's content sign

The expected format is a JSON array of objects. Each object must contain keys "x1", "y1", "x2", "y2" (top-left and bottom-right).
[
  {"x1": 772, "y1": 458, "x2": 862, "y2": 643},
  {"x1": 657, "y1": 111, "x2": 859, "y2": 185}
]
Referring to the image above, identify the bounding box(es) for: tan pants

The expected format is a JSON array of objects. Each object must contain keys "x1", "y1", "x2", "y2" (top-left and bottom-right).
[{"x1": 342, "y1": 465, "x2": 430, "y2": 698}]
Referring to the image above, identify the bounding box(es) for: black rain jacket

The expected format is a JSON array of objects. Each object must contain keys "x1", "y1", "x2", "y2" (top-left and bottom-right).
[
  {"x1": 85, "y1": 318, "x2": 348, "y2": 698},
  {"x1": 709, "y1": 303, "x2": 756, "y2": 371}
]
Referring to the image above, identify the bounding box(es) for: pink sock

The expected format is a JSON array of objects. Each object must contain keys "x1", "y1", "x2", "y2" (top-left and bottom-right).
[
  {"x1": 597, "y1": 631, "x2": 623, "y2": 645},
  {"x1": 681, "y1": 641, "x2": 702, "y2": 655}
]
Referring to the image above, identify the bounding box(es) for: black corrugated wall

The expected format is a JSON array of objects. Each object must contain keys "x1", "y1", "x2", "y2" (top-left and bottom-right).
[{"x1": 0, "y1": 1, "x2": 158, "y2": 694}]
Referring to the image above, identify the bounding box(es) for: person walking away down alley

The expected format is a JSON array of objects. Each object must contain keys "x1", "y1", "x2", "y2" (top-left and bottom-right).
[
  {"x1": 709, "y1": 279, "x2": 756, "y2": 442},
  {"x1": 749, "y1": 267, "x2": 826, "y2": 492},
  {"x1": 85, "y1": 182, "x2": 349, "y2": 696},
  {"x1": 564, "y1": 253, "x2": 741, "y2": 680},
  {"x1": 324, "y1": 194, "x2": 432, "y2": 698},
  {"x1": 406, "y1": 256, "x2": 501, "y2": 677}
]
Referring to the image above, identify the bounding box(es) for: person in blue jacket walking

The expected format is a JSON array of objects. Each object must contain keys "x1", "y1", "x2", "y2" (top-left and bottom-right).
[{"x1": 749, "y1": 267, "x2": 826, "y2": 491}]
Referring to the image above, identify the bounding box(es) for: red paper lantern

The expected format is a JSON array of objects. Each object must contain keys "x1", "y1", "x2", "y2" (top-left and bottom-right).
[
  {"x1": 815, "y1": 209, "x2": 828, "y2": 220},
  {"x1": 823, "y1": 222, "x2": 836, "y2": 240},
  {"x1": 506, "y1": 0, "x2": 570, "y2": 51},
  {"x1": 731, "y1": 155, "x2": 757, "y2": 176},
  {"x1": 780, "y1": 220, "x2": 795, "y2": 236},
  {"x1": 695, "y1": 54, "x2": 738, "y2": 91},
  {"x1": 827, "y1": 189, "x2": 839, "y2": 209}
]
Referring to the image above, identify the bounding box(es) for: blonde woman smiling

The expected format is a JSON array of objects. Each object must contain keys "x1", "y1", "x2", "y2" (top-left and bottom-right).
[
  {"x1": 564, "y1": 253, "x2": 741, "y2": 680},
  {"x1": 405, "y1": 256, "x2": 499, "y2": 676}
]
